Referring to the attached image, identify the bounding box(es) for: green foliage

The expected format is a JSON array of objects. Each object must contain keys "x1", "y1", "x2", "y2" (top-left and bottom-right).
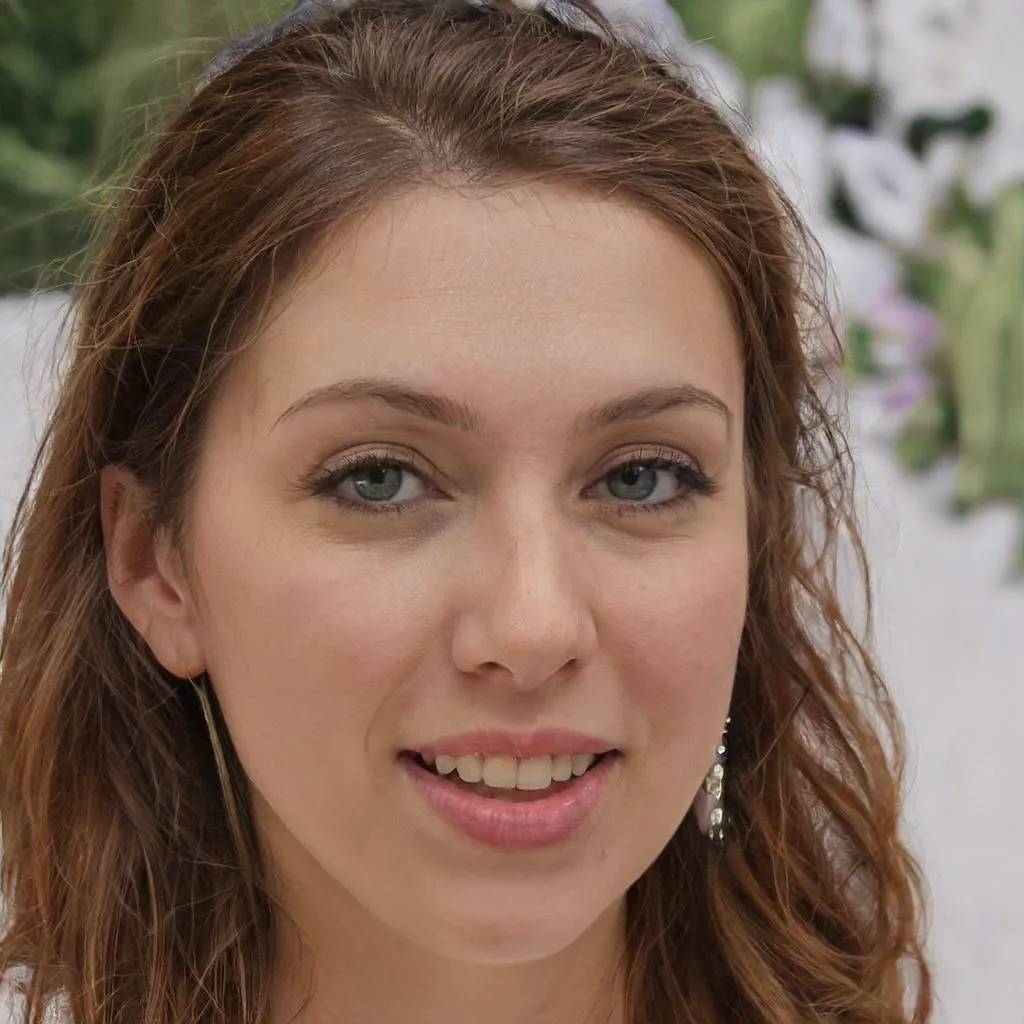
[
  {"x1": 806, "y1": 77, "x2": 877, "y2": 130},
  {"x1": 0, "y1": 0, "x2": 287, "y2": 293},
  {"x1": 892, "y1": 381, "x2": 958, "y2": 474},
  {"x1": 940, "y1": 187, "x2": 1024, "y2": 509},
  {"x1": 843, "y1": 321, "x2": 880, "y2": 378},
  {"x1": 894, "y1": 182, "x2": 1024, "y2": 554},
  {"x1": 666, "y1": 0, "x2": 1024, "y2": 570},
  {"x1": 904, "y1": 104, "x2": 993, "y2": 157},
  {"x1": 670, "y1": 0, "x2": 814, "y2": 83}
]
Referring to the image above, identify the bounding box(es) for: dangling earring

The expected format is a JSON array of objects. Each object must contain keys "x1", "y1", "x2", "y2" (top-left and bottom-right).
[
  {"x1": 190, "y1": 675, "x2": 248, "y2": 855},
  {"x1": 694, "y1": 715, "x2": 731, "y2": 843}
]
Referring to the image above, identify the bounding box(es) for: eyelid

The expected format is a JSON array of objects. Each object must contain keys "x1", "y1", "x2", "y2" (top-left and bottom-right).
[
  {"x1": 320, "y1": 443, "x2": 701, "y2": 487},
  {"x1": 321, "y1": 445, "x2": 439, "y2": 484},
  {"x1": 595, "y1": 443, "x2": 702, "y2": 477}
]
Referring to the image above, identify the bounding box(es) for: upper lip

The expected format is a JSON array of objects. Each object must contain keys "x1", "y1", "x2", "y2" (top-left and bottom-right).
[{"x1": 408, "y1": 729, "x2": 620, "y2": 760}]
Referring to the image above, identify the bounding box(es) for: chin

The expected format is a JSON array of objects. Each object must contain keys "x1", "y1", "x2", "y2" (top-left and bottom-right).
[
  {"x1": 422, "y1": 919, "x2": 595, "y2": 967},
  {"x1": 397, "y1": 882, "x2": 623, "y2": 967}
]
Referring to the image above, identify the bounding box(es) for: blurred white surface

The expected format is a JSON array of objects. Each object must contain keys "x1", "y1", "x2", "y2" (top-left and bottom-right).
[
  {"x1": 0, "y1": 293, "x2": 66, "y2": 533},
  {"x1": 1, "y1": 294, "x2": 1023, "y2": 1021},
  {"x1": 849, "y1": 388, "x2": 1024, "y2": 1023}
]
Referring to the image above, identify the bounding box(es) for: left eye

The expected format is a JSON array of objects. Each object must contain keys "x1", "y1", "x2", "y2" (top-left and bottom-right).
[
  {"x1": 595, "y1": 457, "x2": 693, "y2": 504},
  {"x1": 337, "y1": 459, "x2": 427, "y2": 504}
]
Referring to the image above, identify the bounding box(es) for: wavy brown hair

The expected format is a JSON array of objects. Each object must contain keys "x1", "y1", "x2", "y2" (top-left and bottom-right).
[{"x1": 0, "y1": 1, "x2": 932, "y2": 1022}]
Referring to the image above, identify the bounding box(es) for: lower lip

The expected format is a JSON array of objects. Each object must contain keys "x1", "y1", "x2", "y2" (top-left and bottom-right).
[{"x1": 400, "y1": 754, "x2": 620, "y2": 851}]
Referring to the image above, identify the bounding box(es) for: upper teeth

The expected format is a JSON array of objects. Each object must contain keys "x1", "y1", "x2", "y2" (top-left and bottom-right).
[{"x1": 428, "y1": 753, "x2": 598, "y2": 790}]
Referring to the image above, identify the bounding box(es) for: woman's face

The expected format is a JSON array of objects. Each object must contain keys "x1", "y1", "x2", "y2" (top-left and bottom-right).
[{"x1": 169, "y1": 185, "x2": 747, "y2": 963}]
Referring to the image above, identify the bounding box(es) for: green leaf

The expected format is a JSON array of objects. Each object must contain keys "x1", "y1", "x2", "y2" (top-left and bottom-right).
[
  {"x1": 809, "y1": 77, "x2": 878, "y2": 130},
  {"x1": 902, "y1": 255, "x2": 947, "y2": 307},
  {"x1": 893, "y1": 395, "x2": 954, "y2": 474},
  {"x1": 0, "y1": 126, "x2": 84, "y2": 197},
  {"x1": 1013, "y1": 530, "x2": 1024, "y2": 578},
  {"x1": 937, "y1": 185, "x2": 1024, "y2": 511},
  {"x1": 721, "y1": 0, "x2": 813, "y2": 83},
  {"x1": 843, "y1": 321, "x2": 881, "y2": 378},
  {"x1": 0, "y1": 44, "x2": 54, "y2": 100},
  {"x1": 670, "y1": 0, "x2": 813, "y2": 82}
]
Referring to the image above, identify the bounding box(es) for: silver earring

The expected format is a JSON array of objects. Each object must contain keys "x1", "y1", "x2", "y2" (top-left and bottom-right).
[
  {"x1": 190, "y1": 675, "x2": 248, "y2": 855},
  {"x1": 701, "y1": 716, "x2": 730, "y2": 843}
]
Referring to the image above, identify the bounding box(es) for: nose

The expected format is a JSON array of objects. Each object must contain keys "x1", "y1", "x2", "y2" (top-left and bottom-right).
[{"x1": 449, "y1": 500, "x2": 598, "y2": 691}]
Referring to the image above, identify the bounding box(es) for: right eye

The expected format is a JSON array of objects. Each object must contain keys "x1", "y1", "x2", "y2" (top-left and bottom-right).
[{"x1": 309, "y1": 453, "x2": 433, "y2": 515}]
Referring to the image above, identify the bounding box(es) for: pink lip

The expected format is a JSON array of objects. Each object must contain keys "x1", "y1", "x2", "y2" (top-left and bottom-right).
[
  {"x1": 400, "y1": 753, "x2": 620, "y2": 851},
  {"x1": 412, "y1": 728, "x2": 618, "y2": 759}
]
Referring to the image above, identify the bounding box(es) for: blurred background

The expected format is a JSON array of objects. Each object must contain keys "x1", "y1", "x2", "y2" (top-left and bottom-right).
[{"x1": 1, "y1": 0, "x2": 1022, "y2": 1020}]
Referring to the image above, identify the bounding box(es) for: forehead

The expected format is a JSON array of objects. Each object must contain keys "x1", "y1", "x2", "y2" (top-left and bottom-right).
[{"x1": 231, "y1": 184, "x2": 743, "y2": 431}]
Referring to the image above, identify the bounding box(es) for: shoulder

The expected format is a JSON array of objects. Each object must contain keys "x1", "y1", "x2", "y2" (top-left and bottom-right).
[
  {"x1": 0, "y1": 970, "x2": 66, "y2": 1024},
  {"x1": 0, "y1": 972, "x2": 23, "y2": 1024}
]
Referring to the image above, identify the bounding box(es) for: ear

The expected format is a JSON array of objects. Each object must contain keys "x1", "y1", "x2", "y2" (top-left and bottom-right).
[{"x1": 100, "y1": 466, "x2": 206, "y2": 679}]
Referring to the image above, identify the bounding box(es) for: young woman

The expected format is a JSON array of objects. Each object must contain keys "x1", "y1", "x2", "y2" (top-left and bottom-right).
[{"x1": 0, "y1": 1, "x2": 932, "y2": 1022}]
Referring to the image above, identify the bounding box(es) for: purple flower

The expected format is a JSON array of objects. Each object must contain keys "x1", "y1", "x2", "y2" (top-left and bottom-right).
[
  {"x1": 881, "y1": 369, "x2": 932, "y2": 414},
  {"x1": 861, "y1": 294, "x2": 941, "y2": 371}
]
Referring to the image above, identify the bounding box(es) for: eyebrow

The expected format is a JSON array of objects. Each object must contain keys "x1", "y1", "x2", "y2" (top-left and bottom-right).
[{"x1": 273, "y1": 377, "x2": 733, "y2": 435}]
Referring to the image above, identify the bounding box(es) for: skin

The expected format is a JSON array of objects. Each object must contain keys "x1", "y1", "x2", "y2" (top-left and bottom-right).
[{"x1": 102, "y1": 184, "x2": 749, "y2": 1024}]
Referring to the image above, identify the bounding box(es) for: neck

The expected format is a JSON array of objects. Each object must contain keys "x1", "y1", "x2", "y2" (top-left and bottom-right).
[{"x1": 271, "y1": 876, "x2": 628, "y2": 1024}]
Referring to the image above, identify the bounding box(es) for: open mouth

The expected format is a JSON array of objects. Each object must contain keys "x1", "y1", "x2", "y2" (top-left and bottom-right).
[
  {"x1": 400, "y1": 750, "x2": 615, "y2": 803},
  {"x1": 398, "y1": 743, "x2": 621, "y2": 849}
]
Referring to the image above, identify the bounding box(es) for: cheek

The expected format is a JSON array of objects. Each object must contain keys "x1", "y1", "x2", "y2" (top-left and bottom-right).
[
  {"x1": 603, "y1": 531, "x2": 747, "y2": 794},
  {"x1": 186, "y1": 500, "x2": 438, "y2": 792}
]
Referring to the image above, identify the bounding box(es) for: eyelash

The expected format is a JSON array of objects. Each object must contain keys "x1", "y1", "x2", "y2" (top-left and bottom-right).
[{"x1": 306, "y1": 446, "x2": 718, "y2": 518}]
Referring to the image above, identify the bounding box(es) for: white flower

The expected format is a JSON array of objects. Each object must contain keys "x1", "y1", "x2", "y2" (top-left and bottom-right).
[
  {"x1": 812, "y1": 218, "x2": 902, "y2": 322},
  {"x1": 749, "y1": 78, "x2": 830, "y2": 218},
  {"x1": 858, "y1": 294, "x2": 940, "y2": 371},
  {"x1": 594, "y1": 0, "x2": 688, "y2": 61},
  {"x1": 829, "y1": 129, "x2": 933, "y2": 249},
  {"x1": 874, "y1": 0, "x2": 986, "y2": 121},
  {"x1": 923, "y1": 136, "x2": 969, "y2": 198},
  {"x1": 968, "y1": 118, "x2": 1024, "y2": 204},
  {"x1": 805, "y1": 0, "x2": 874, "y2": 84},
  {"x1": 684, "y1": 43, "x2": 746, "y2": 127},
  {"x1": 971, "y1": 0, "x2": 1024, "y2": 135}
]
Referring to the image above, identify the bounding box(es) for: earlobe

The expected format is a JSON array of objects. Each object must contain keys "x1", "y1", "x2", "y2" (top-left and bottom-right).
[{"x1": 99, "y1": 466, "x2": 206, "y2": 678}]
